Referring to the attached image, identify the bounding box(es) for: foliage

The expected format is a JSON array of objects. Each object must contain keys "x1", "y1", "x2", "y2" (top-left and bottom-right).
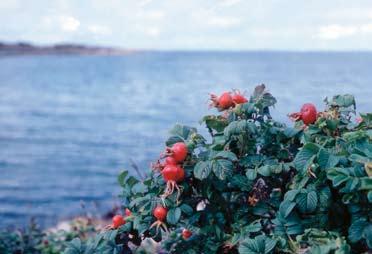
[
  {"x1": 0, "y1": 218, "x2": 97, "y2": 254},
  {"x1": 2, "y1": 85, "x2": 371, "y2": 254},
  {"x1": 64, "y1": 85, "x2": 370, "y2": 254}
]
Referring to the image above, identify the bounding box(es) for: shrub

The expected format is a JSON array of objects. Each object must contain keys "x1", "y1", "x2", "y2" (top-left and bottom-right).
[
  {"x1": 65, "y1": 85, "x2": 371, "y2": 254},
  {"x1": 0, "y1": 218, "x2": 97, "y2": 254},
  {"x1": 5, "y1": 84, "x2": 371, "y2": 254}
]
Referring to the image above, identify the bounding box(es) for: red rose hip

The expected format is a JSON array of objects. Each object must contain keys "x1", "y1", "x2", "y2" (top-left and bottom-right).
[
  {"x1": 112, "y1": 215, "x2": 125, "y2": 229},
  {"x1": 153, "y1": 206, "x2": 167, "y2": 221},
  {"x1": 182, "y1": 229, "x2": 192, "y2": 240},
  {"x1": 300, "y1": 103, "x2": 317, "y2": 125}
]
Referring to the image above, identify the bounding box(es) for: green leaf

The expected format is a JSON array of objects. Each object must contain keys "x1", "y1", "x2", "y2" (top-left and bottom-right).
[
  {"x1": 294, "y1": 143, "x2": 319, "y2": 172},
  {"x1": 212, "y1": 159, "x2": 233, "y2": 180},
  {"x1": 251, "y1": 84, "x2": 277, "y2": 111},
  {"x1": 169, "y1": 124, "x2": 197, "y2": 140},
  {"x1": 246, "y1": 169, "x2": 257, "y2": 180},
  {"x1": 166, "y1": 207, "x2": 181, "y2": 225},
  {"x1": 117, "y1": 170, "x2": 129, "y2": 187},
  {"x1": 318, "y1": 149, "x2": 339, "y2": 169},
  {"x1": 348, "y1": 218, "x2": 368, "y2": 242},
  {"x1": 360, "y1": 113, "x2": 372, "y2": 128},
  {"x1": 359, "y1": 177, "x2": 372, "y2": 190},
  {"x1": 242, "y1": 220, "x2": 262, "y2": 235},
  {"x1": 165, "y1": 136, "x2": 184, "y2": 146},
  {"x1": 201, "y1": 115, "x2": 229, "y2": 132},
  {"x1": 238, "y1": 235, "x2": 277, "y2": 254},
  {"x1": 257, "y1": 165, "x2": 271, "y2": 177},
  {"x1": 368, "y1": 191, "x2": 372, "y2": 202},
  {"x1": 330, "y1": 94, "x2": 355, "y2": 108},
  {"x1": 283, "y1": 127, "x2": 301, "y2": 138},
  {"x1": 213, "y1": 151, "x2": 238, "y2": 161},
  {"x1": 264, "y1": 238, "x2": 277, "y2": 253},
  {"x1": 131, "y1": 182, "x2": 148, "y2": 194},
  {"x1": 349, "y1": 154, "x2": 370, "y2": 164},
  {"x1": 194, "y1": 161, "x2": 212, "y2": 180},
  {"x1": 327, "y1": 168, "x2": 350, "y2": 187},
  {"x1": 64, "y1": 238, "x2": 82, "y2": 254},
  {"x1": 279, "y1": 200, "x2": 296, "y2": 218},
  {"x1": 238, "y1": 238, "x2": 261, "y2": 254},
  {"x1": 363, "y1": 224, "x2": 372, "y2": 248},
  {"x1": 180, "y1": 204, "x2": 193, "y2": 216},
  {"x1": 284, "y1": 189, "x2": 300, "y2": 202},
  {"x1": 296, "y1": 190, "x2": 318, "y2": 213}
]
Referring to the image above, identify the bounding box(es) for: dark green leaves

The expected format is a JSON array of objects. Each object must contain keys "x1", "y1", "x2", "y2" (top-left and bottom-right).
[
  {"x1": 224, "y1": 120, "x2": 257, "y2": 139},
  {"x1": 279, "y1": 200, "x2": 296, "y2": 218},
  {"x1": 194, "y1": 161, "x2": 211, "y2": 180},
  {"x1": 295, "y1": 190, "x2": 318, "y2": 213},
  {"x1": 211, "y1": 159, "x2": 233, "y2": 180},
  {"x1": 294, "y1": 143, "x2": 319, "y2": 172},
  {"x1": 64, "y1": 238, "x2": 83, "y2": 254},
  {"x1": 250, "y1": 84, "x2": 277, "y2": 113},
  {"x1": 348, "y1": 218, "x2": 371, "y2": 247},
  {"x1": 201, "y1": 115, "x2": 229, "y2": 132},
  {"x1": 329, "y1": 94, "x2": 355, "y2": 108},
  {"x1": 167, "y1": 207, "x2": 181, "y2": 225},
  {"x1": 166, "y1": 124, "x2": 197, "y2": 145},
  {"x1": 238, "y1": 235, "x2": 277, "y2": 254},
  {"x1": 194, "y1": 151, "x2": 237, "y2": 180},
  {"x1": 213, "y1": 151, "x2": 238, "y2": 161}
]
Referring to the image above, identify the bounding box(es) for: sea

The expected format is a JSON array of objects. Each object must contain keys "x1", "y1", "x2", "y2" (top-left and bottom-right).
[{"x1": 0, "y1": 51, "x2": 371, "y2": 228}]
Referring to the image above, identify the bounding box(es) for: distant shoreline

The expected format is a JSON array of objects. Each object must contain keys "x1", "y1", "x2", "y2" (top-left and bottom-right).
[
  {"x1": 3, "y1": 42, "x2": 372, "y2": 56},
  {"x1": 0, "y1": 42, "x2": 135, "y2": 56}
]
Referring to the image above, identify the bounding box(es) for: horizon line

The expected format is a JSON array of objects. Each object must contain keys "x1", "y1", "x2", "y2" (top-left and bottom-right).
[{"x1": 2, "y1": 40, "x2": 372, "y2": 53}]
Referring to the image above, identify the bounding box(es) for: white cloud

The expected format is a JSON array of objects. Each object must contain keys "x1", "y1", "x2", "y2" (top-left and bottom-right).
[
  {"x1": 0, "y1": 0, "x2": 20, "y2": 10},
  {"x1": 316, "y1": 23, "x2": 372, "y2": 40},
  {"x1": 145, "y1": 27, "x2": 160, "y2": 37},
  {"x1": 327, "y1": 8, "x2": 372, "y2": 20},
  {"x1": 316, "y1": 25, "x2": 357, "y2": 40},
  {"x1": 360, "y1": 24, "x2": 372, "y2": 33},
  {"x1": 219, "y1": 0, "x2": 242, "y2": 7},
  {"x1": 136, "y1": 10, "x2": 164, "y2": 20},
  {"x1": 88, "y1": 25, "x2": 112, "y2": 35},
  {"x1": 59, "y1": 16, "x2": 80, "y2": 31},
  {"x1": 42, "y1": 15, "x2": 80, "y2": 32},
  {"x1": 206, "y1": 16, "x2": 240, "y2": 28},
  {"x1": 192, "y1": 9, "x2": 240, "y2": 29},
  {"x1": 138, "y1": 0, "x2": 153, "y2": 7}
]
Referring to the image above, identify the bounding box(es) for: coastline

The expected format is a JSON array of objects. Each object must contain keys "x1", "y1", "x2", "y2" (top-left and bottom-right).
[{"x1": 0, "y1": 42, "x2": 136, "y2": 56}]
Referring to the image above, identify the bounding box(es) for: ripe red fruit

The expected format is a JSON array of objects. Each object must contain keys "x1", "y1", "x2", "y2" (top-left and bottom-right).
[
  {"x1": 112, "y1": 215, "x2": 125, "y2": 229},
  {"x1": 170, "y1": 142, "x2": 188, "y2": 162},
  {"x1": 182, "y1": 229, "x2": 192, "y2": 240},
  {"x1": 153, "y1": 206, "x2": 167, "y2": 221},
  {"x1": 162, "y1": 165, "x2": 179, "y2": 182},
  {"x1": 176, "y1": 166, "x2": 185, "y2": 182},
  {"x1": 232, "y1": 92, "x2": 248, "y2": 104},
  {"x1": 300, "y1": 103, "x2": 317, "y2": 125},
  {"x1": 125, "y1": 208, "x2": 131, "y2": 217},
  {"x1": 165, "y1": 156, "x2": 178, "y2": 165},
  {"x1": 218, "y1": 92, "x2": 234, "y2": 109}
]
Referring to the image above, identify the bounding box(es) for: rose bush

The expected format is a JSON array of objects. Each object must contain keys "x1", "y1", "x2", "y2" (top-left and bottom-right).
[
  {"x1": 63, "y1": 84, "x2": 371, "y2": 254},
  {"x1": 3, "y1": 84, "x2": 369, "y2": 254}
]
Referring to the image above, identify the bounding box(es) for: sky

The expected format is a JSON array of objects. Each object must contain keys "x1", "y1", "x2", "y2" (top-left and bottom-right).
[{"x1": 2, "y1": 0, "x2": 372, "y2": 50}]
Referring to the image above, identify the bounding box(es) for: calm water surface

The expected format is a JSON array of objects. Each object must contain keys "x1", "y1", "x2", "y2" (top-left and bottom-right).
[{"x1": 0, "y1": 51, "x2": 371, "y2": 228}]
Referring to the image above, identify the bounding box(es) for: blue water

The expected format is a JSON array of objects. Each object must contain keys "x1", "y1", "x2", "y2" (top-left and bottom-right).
[{"x1": 0, "y1": 51, "x2": 371, "y2": 228}]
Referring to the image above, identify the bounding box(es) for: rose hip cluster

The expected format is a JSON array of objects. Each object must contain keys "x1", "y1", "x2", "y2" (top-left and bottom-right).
[
  {"x1": 149, "y1": 142, "x2": 190, "y2": 234},
  {"x1": 210, "y1": 90, "x2": 248, "y2": 111},
  {"x1": 151, "y1": 142, "x2": 188, "y2": 201}
]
